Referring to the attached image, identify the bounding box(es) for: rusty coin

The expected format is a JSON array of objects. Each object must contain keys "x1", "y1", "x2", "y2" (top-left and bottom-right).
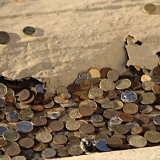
[
  {"x1": 79, "y1": 123, "x2": 95, "y2": 134},
  {"x1": 48, "y1": 120, "x2": 64, "y2": 132},
  {"x1": 123, "y1": 102, "x2": 138, "y2": 114}
]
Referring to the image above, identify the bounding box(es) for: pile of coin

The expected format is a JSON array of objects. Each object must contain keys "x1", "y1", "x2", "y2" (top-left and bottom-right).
[{"x1": 1, "y1": 65, "x2": 160, "y2": 159}]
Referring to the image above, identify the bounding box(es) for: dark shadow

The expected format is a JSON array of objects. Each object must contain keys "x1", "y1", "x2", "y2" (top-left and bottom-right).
[
  {"x1": 8, "y1": 32, "x2": 21, "y2": 44},
  {"x1": 135, "y1": 40, "x2": 142, "y2": 46},
  {"x1": 35, "y1": 27, "x2": 44, "y2": 37}
]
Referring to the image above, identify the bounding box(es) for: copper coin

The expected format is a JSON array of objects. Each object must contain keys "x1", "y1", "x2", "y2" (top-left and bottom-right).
[
  {"x1": 100, "y1": 67, "x2": 112, "y2": 78},
  {"x1": 103, "y1": 109, "x2": 118, "y2": 119},
  {"x1": 31, "y1": 105, "x2": 44, "y2": 112},
  {"x1": 48, "y1": 120, "x2": 64, "y2": 132},
  {"x1": 112, "y1": 134, "x2": 126, "y2": 143},
  {"x1": 18, "y1": 137, "x2": 34, "y2": 149},
  {"x1": 41, "y1": 148, "x2": 56, "y2": 158},
  {"x1": 68, "y1": 144, "x2": 84, "y2": 156},
  {"x1": 118, "y1": 113, "x2": 133, "y2": 122},
  {"x1": 123, "y1": 102, "x2": 138, "y2": 114},
  {"x1": 80, "y1": 79, "x2": 93, "y2": 91},
  {"x1": 131, "y1": 126, "x2": 142, "y2": 135},
  {"x1": 0, "y1": 31, "x2": 10, "y2": 45},
  {"x1": 152, "y1": 84, "x2": 160, "y2": 94},
  {"x1": 131, "y1": 81, "x2": 142, "y2": 90},
  {"x1": 142, "y1": 123, "x2": 156, "y2": 133},
  {"x1": 141, "y1": 74, "x2": 151, "y2": 82},
  {"x1": 154, "y1": 66, "x2": 160, "y2": 75},
  {"x1": 79, "y1": 123, "x2": 95, "y2": 134},
  {"x1": 79, "y1": 105, "x2": 94, "y2": 116},
  {"x1": 114, "y1": 124, "x2": 129, "y2": 135},
  {"x1": 0, "y1": 137, "x2": 7, "y2": 147},
  {"x1": 5, "y1": 95, "x2": 16, "y2": 106},
  {"x1": 92, "y1": 121, "x2": 106, "y2": 127},
  {"x1": 107, "y1": 136, "x2": 123, "y2": 148},
  {"x1": 19, "y1": 108, "x2": 34, "y2": 121},
  {"x1": 68, "y1": 84, "x2": 81, "y2": 93},
  {"x1": 31, "y1": 116, "x2": 47, "y2": 126},
  {"x1": 33, "y1": 143, "x2": 46, "y2": 152},
  {"x1": 53, "y1": 135, "x2": 67, "y2": 145},
  {"x1": 105, "y1": 90, "x2": 117, "y2": 99},
  {"x1": 94, "y1": 133, "x2": 108, "y2": 141}
]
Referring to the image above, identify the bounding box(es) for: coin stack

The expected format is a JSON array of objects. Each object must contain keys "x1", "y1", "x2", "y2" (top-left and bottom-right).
[{"x1": 1, "y1": 65, "x2": 160, "y2": 159}]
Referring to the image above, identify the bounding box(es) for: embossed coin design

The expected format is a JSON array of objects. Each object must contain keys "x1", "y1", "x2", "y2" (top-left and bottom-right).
[
  {"x1": 23, "y1": 26, "x2": 36, "y2": 36},
  {"x1": 36, "y1": 132, "x2": 52, "y2": 143},
  {"x1": 107, "y1": 70, "x2": 119, "y2": 81},
  {"x1": 49, "y1": 120, "x2": 64, "y2": 132},
  {"x1": 123, "y1": 102, "x2": 138, "y2": 114},
  {"x1": 41, "y1": 148, "x2": 56, "y2": 158},
  {"x1": 66, "y1": 119, "x2": 80, "y2": 131},
  {"x1": 129, "y1": 135, "x2": 147, "y2": 147},
  {"x1": 79, "y1": 123, "x2": 95, "y2": 134},
  {"x1": 99, "y1": 79, "x2": 115, "y2": 91},
  {"x1": 3, "y1": 129, "x2": 19, "y2": 142}
]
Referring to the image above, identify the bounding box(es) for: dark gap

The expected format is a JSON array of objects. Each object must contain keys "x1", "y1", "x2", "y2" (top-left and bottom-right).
[
  {"x1": 156, "y1": 52, "x2": 160, "y2": 57},
  {"x1": 135, "y1": 40, "x2": 142, "y2": 46}
]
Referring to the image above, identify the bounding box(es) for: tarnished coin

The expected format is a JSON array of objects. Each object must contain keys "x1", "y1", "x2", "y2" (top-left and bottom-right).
[
  {"x1": 0, "y1": 31, "x2": 10, "y2": 45},
  {"x1": 16, "y1": 89, "x2": 30, "y2": 102},
  {"x1": 139, "y1": 92, "x2": 156, "y2": 104},
  {"x1": 153, "y1": 115, "x2": 160, "y2": 125},
  {"x1": 69, "y1": 144, "x2": 84, "y2": 156},
  {"x1": 115, "y1": 79, "x2": 131, "y2": 90},
  {"x1": 56, "y1": 86, "x2": 68, "y2": 95},
  {"x1": 31, "y1": 104, "x2": 44, "y2": 112},
  {"x1": 134, "y1": 114, "x2": 150, "y2": 125},
  {"x1": 118, "y1": 113, "x2": 133, "y2": 122},
  {"x1": 113, "y1": 100, "x2": 123, "y2": 110},
  {"x1": 45, "y1": 109, "x2": 60, "y2": 119},
  {"x1": 19, "y1": 108, "x2": 34, "y2": 121},
  {"x1": 141, "y1": 75, "x2": 151, "y2": 82},
  {"x1": 101, "y1": 99, "x2": 114, "y2": 109},
  {"x1": 105, "y1": 90, "x2": 117, "y2": 99},
  {"x1": 123, "y1": 102, "x2": 138, "y2": 114},
  {"x1": 66, "y1": 119, "x2": 80, "y2": 131},
  {"x1": 0, "y1": 137, "x2": 7, "y2": 147},
  {"x1": 18, "y1": 137, "x2": 34, "y2": 149},
  {"x1": 23, "y1": 26, "x2": 36, "y2": 36},
  {"x1": 79, "y1": 123, "x2": 95, "y2": 134},
  {"x1": 88, "y1": 87, "x2": 103, "y2": 99},
  {"x1": 139, "y1": 104, "x2": 153, "y2": 114},
  {"x1": 103, "y1": 109, "x2": 118, "y2": 119},
  {"x1": 131, "y1": 81, "x2": 142, "y2": 90},
  {"x1": 99, "y1": 79, "x2": 115, "y2": 91},
  {"x1": 121, "y1": 91, "x2": 137, "y2": 103},
  {"x1": 80, "y1": 79, "x2": 93, "y2": 91},
  {"x1": 43, "y1": 100, "x2": 55, "y2": 108},
  {"x1": 0, "y1": 155, "x2": 11, "y2": 160},
  {"x1": 68, "y1": 108, "x2": 82, "y2": 119},
  {"x1": 142, "y1": 81, "x2": 155, "y2": 91},
  {"x1": 48, "y1": 120, "x2": 64, "y2": 132},
  {"x1": 142, "y1": 123, "x2": 156, "y2": 133},
  {"x1": 33, "y1": 143, "x2": 46, "y2": 152},
  {"x1": 0, "y1": 83, "x2": 7, "y2": 96},
  {"x1": 78, "y1": 91, "x2": 89, "y2": 100},
  {"x1": 31, "y1": 116, "x2": 47, "y2": 126},
  {"x1": 12, "y1": 156, "x2": 26, "y2": 160},
  {"x1": 53, "y1": 135, "x2": 67, "y2": 144},
  {"x1": 5, "y1": 95, "x2": 16, "y2": 106},
  {"x1": 129, "y1": 135, "x2": 147, "y2": 147},
  {"x1": 68, "y1": 136, "x2": 80, "y2": 145},
  {"x1": 6, "y1": 112, "x2": 19, "y2": 122},
  {"x1": 144, "y1": 130, "x2": 160, "y2": 143},
  {"x1": 3, "y1": 129, "x2": 19, "y2": 142},
  {"x1": 15, "y1": 103, "x2": 30, "y2": 110},
  {"x1": 100, "y1": 67, "x2": 112, "y2": 78},
  {"x1": 125, "y1": 122, "x2": 139, "y2": 129},
  {"x1": 154, "y1": 105, "x2": 160, "y2": 111},
  {"x1": 36, "y1": 132, "x2": 52, "y2": 143},
  {"x1": 152, "y1": 84, "x2": 160, "y2": 94},
  {"x1": 107, "y1": 136, "x2": 123, "y2": 148},
  {"x1": 95, "y1": 139, "x2": 111, "y2": 152},
  {"x1": 114, "y1": 124, "x2": 129, "y2": 135},
  {"x1": 143, "y1": 3, "x2": 158, "y2": 14},
  {"x1": 50, "y1": 141, "x2": 64, "y2": 150},
  {"x1": 57, "y1": 146, "x2": 69, "y2": 157},
  {"x1": 110, "y1": 116, "x2": 122, "y2": 125},
  {"x1": 79, "y1": 105, "x2": 94, "y2": 117},
  {"x1": 92, "y1": 121, "x2": 105, "y2": 127},
  {"x1": 79, "y1": 100, "x2": 97, "y2": 110},
  {"x1": 88, "y1": 68, "x2": 101, "y2": 78},
  {"x1": 94, "y1": 133, "x2": 108, "y2": 141},
  {"x1": 68, "y1": 84, "x2": 81, "y2": 93},
  {"x1": 0, "y1": 126, "x2": 8, "y2": 136},
  {"x1": 16, "y1": 121, "x2": 33, "y2": 133},
  {"x1": 107, "y1": 70, "x2": 119, "y2": 81},
  {"x1": 21, "y1": 149, "x2": 35, "y2": 159},
  {"x1": 131, "y1": 126, "x2": 143, "y2": 135},
  {"x1": 41, "y1": 148, "x2": 56, "y2": 158},
  {"x1": 54, "y1": 96, "x2": 67, "y2": 104},
  {"x1": 90, "y1": 114, "x2": 103, "y2": 123}
]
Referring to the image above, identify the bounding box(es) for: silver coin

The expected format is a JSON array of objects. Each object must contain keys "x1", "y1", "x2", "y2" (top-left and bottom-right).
[{"x1": 110, "y1": 116, "x2": 122, "y2": 125}]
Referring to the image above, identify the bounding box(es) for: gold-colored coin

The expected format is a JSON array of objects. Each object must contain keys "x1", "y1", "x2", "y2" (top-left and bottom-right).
[
  {"x1": 99, "y1": 79, "x2": 115, "y2": 91},
  {"x1": 115, "y1": 79, "x2": 131, "y2": 90},
  {"x1": 35, "y1": 132, "x2": 52, "y2": 143},
  {"x1": 68, "y1": 144, "x2": 84, "y2": 156},
  {"x1": 129, "y1": 135, "x2": 147, "y2": 147},
  {"x1": 139, "y1": 92, "x2": 156, "y2": 104},
  {"x1": 80, "y1": 79, "x2": 93, "y2": 91},
  {"x1": 107, "y1": 70, "x2": 119, "y2": 81},
  {"x1": 79, "y1": 100, "x2": 97, "y2": 110},
  {"x1": 0, "y1": 83, "x2": 7, "y2": 96},
  {"x1": 94, "y1": 133, "x2": 108, "y2": 141},
  {"x1": 101, "y1": 99, "x2": 114, "y2": 109},
  {"x1": 88, "y1": 68, "x2": 101, "y2": 78},
  {"x1": 142, "y1": 81, "x2": 155, "y2": 91},
  {"x1": 153, "y1": 115, "x2": 160, "y2": 125},
  {"x1": 103, "y1": 109, "x2": 118, "y2": 119},
  {"x1": 53, "y1": 135, "x2": 67, "y2": 145},
  {"x1": 131, "y1": 126, "x2": 143, "y2": 135},
  {"x1": 141, "y1": 74, "x2": 151, "y2": 82},
  {"x1": 56, "y1": 86, "x2": 68, "y2": 95},
  {"x1": 152, "y1": 84, "x2": 160, "y2": 94},
  {"x1": 113, "y1": 100, "x2": 123, "y2": 110},
  {"x1": 114, "y1": 124, "x2": 129, "y2": 135},
  {"x1": 79, "y1": 123, "x2": 95, "y2": 134},
  {"x1": 107, "y1": 136, "x2": 123, "y2": 148},
  {"x1": 66, "y1": 119, "x2": 80, "y2": 131},
  {"x1": 68, "y1": 108, "x2": 83, "y2": 119},
  {"x1": 88, "y1": 87, "x2": 103, "y2": 99},
  {"x1": 144, "y1": 130, "x2": 160, "y2": 143},
  {"x1": 57, "y1": 146, "x2": 69, "y2": 157},
  {"x1": 143, "y1": 3, "x2": 158, "y2": 14}
]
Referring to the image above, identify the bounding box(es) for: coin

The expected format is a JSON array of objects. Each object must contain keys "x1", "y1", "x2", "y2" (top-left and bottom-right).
[
  {"x1": 31, "y1": 104, "x2": 44, "y2": 112},
  {"x1": 79, "y1": 105, "x2": 94, "y2": 117},
  {"x1": 19, "y1": 108, "x2": 34, "y2": 121},
  {"x1": 0, "y1": 137, "x2": 7, "y2": 147},
  {"x1": 48, "y1": 120, "x2": 64, "y2": 132},
  {"x1": 142, "y1": 123, "x2": 156, "y2": 133},
  {"x1": 131, "y1": 81, "x2": 142, "y2": 90},
  {"x1": 139, "y1": 104, "x2": 153, "y2": 114},
  {"x1": 56, "y1": 86, "x2": 68, "y2": 95},
  {"x1": 41, "y1": 148, "x2": 56, "y2": 158},
  {"x1": 6, "y1": 112, "x2": 19, "y2": 122},
  {"x1": 16, "y1": 89, "x2": 30, "y2": 102},
  {"x1": 99, "y1": 79, "x2": 115, "y2": 91},
  {"x1": 78, "y1": 91, "x2": 89, "y2": 100},
  {"x1": 154, "y1": 105, "x2": 160, "y2": 111},
  {"x1": 23, "y1": 26, "x2": 36, "y2": 36},
  {"x1": 16, "y1": 121, "x2": 33, "y2": 133},
  {"x1": 101, "y1": 99, "x2": 114, "y2": 109},
  {"x1": 92, "y1": 121, "x2": 105, "y2": 127},
  {"x1": 18, "y1": 137, "x2": 34, "y2": 149},
  {"x1": 113, "y1": 100, "x2": 123, "y2": 110},
  {"x1": 68, "y1": 144, "x2": 84, "y2": 156},
  {"x1": 143, "y1": 3, "x2": 158, "y2": 14},
  {"x1": 68, "y1": 108, "x2": 82, "y2": 119},
  {"x1": 79, "y1": 100, "x2": 97, "y2": 110},
  {"x1": 94, "y1": 133, "x2": 108, "y2": 141},
  {"x1": 139, "y1": 92, "x2": 156, "y2": 104},
  {"x1": 131, "y1": 126, "x2": 142, "y2": 135},
  {"x1": 80, "y1": 79, "x2": 93, "y2": 91},
  {"x1": 107, "y1": 70, "x2": 119, "y2": 81},
  {"x1": 21, "y1": 149, "x2": 35, "y2": 159},
  {"x1": 0, "y1": 31, "x2": 10, "y2": 45},
  {"x1": 53, "y1": 135, "x2": 67, "y2": 145},
  {"x1": 103, "y1": 109, "x2": 118, "y2": 119},
  {"x1": 88, "y1": 87, "x2": 103, "y2": 99},
  {"x1": 115, "y1": 79, "x2": 131, "y2": 90},
  {"x1": 121, "y1": 91, "x2": 137, "y2": 103},
  {"x1": 142, "y1": 81, "x2": 155, "y2": 91},
  {"x1": 105, "y1": 90, "x2": 117, "y2": 99},
  {"x1": 110, "y1": 116, "x2": 122, "y2": 125},
  {"x1": 57, "y1": 146, "x2": 69, "y2": 157},
  {"x1": 135, "y1": 114, "x2": 150, "y2": 124},
  {"x1": 36, "y1": 132, "x2": 52, "y2": 143},
  {"x1": 33, "y1": 143, "x2": 46, "y2": 152},
  {"x1": 123, "y1": 102, "x2": 138, "y2": 114},
  {"x1": 118, "y1": 113, "x2": 133, "y2": 122},
  {"x1": 95, "y1": 139, "x2": 111, "y2": 152},
  {"x1": 100, "y1": 67, "x2": 112, "y2": 78},
  {"x1": 107, "y1": 136, "x2": 122, "y2": 148},
  {"x1": 66, "y1": 119, "x2": 80, "y2": 131},
  {"x1": 144, "y1": 130, "x2": 160, "y2": 143},
  {"x1": 88, "y1": 68, "x2": 101, "y2": 78},
  {"x1": 3, "y1": 129, "x2": 19, "y2": 142},
  {"x1": 79, "y1": 123, "x2": 95, "y2": 134},
  {"x1": 114, "y1": 124, "x2": 129, "y2": 134},
  {"x1": 152, "y1": 84, "x2": 160, "y2": 94},
  {"x1": 54, "y1": 96, "x2": 67, "y2": 104},
  {"x1": 0, "y1": 126, "x2": 8, "y2": 136},
  {"x1": 129, "y1": 135, "x2": 147, "y2": 147},
  {"x1": 90, "y1": 114, "x2": 103, "y2": 123},
  {"x1": 141, "y1": 75, "x2": 151, "y2": 82},
  {"x1": 0, "y1": 83, "x2": 7, "y2": 96},
  {"x1": 46, "y1": 109, "x2": 60, "y2": 119},
  {"x1": 12, "y1": 156, "x2": 26, "y2": 160},
  {"x1": 153, "y1": 115, "x2": 160, "y2": 125},
  {"x1": 68, "y1": 84, "x2": 81, "y2": 93},
  {"x1": 0, "y1": 155, "x2": 11, "y2": 160},
  {"x1": 43, "y1": 100, "x2": 55, "y2": 108}
]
